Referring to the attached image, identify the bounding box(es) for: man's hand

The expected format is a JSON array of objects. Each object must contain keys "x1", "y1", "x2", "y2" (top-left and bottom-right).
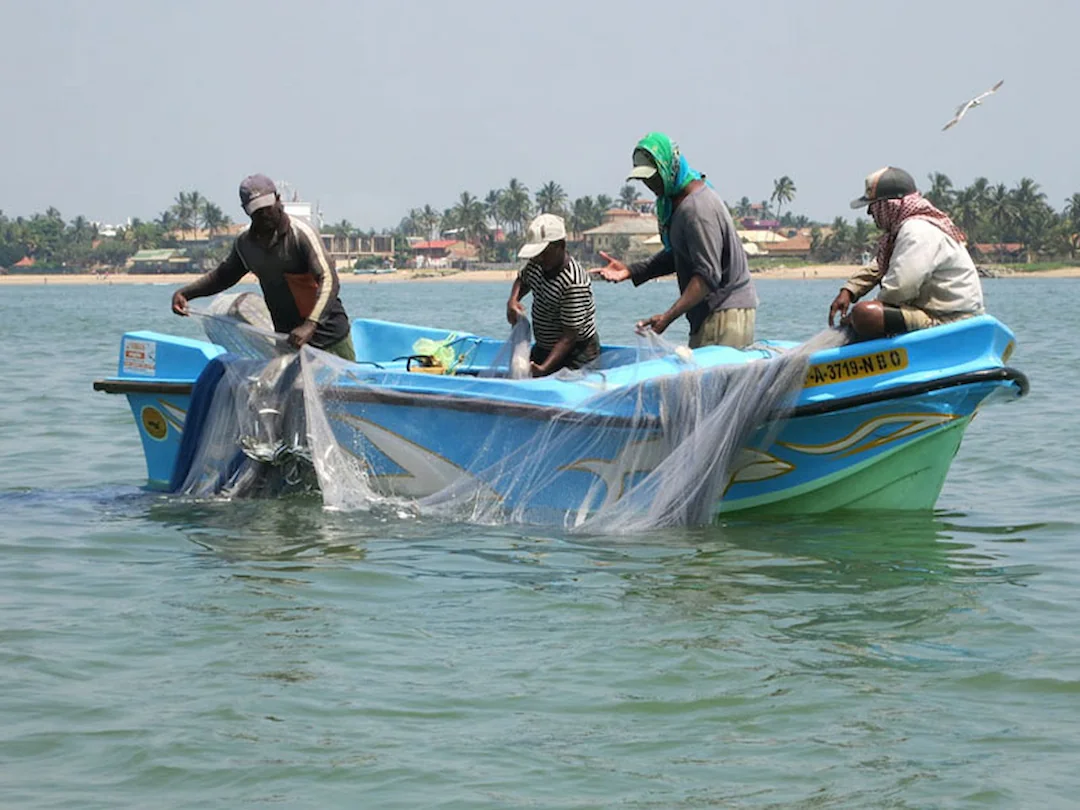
[
  {"x1": 507, "y1": 298, "x2": 526, "y2": 325},
  {"x1": 828, "y1": 289, "x2": 853, "y2": 327},
  {"x1": 592, "y1": 250, "x2": 631, "y2": 283},
  {"x1": 636, "y1": 313, "x2": 672, "y2": 335},
  {"x1": 171, "y1": 290, "x2": 189, "y2": 316},
  {"x1": 288, "y1": 320, "x2": 318, "y2": 349},
  {"x1": 530, "y1": 361, "x2": 546, "y2": 378}
]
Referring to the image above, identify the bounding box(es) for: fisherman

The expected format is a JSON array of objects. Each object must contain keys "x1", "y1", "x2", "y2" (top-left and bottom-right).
[
  {"x1": 170, "y1": 174, "x2": 356, "y2": 360},
  {"x1": 594, "y1": 132, "x2": 758, "y2": 349},
  {"x1": 506, "y1": 213, "x2": 600, "y2": 376},
  {"x1": 829, "y1": 167, "x2": 985, "y2": 338}
]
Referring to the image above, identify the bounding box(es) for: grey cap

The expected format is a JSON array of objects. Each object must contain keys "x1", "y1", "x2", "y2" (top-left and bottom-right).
[
  {"x1": 239, "y1": 174, "x2": 278, "y2": 215},
  {"x1": 850, "y1": 167, "x2": 917, "y2": 209}
]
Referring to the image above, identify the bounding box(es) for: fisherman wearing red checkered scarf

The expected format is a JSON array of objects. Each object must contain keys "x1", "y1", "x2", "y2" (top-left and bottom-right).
[{"x1": 829, "y1": 167, "x2": 985, "y2": 339}]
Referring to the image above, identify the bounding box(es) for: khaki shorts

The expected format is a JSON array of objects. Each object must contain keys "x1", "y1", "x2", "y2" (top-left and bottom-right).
[
  {"x1": 688, "y1": 308, "x2": 756, "y2": 349},
  {"x1": 320, "y1": 334, "x2": 356, "y2": 361},
  {"x1": 895, "y1": 306, "x2": 975, "y2": 333}
]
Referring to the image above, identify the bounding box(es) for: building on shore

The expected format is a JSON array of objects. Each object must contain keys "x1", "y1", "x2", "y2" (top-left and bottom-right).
[
  {"x1": 581, "y1": 209, "x2": 660, "y2": 254},
  {"x1": 128, "y1": 248, "x2": 193, "y2": 273},
  {"x1": 169, "y1": 224, "x2": 247, "y2": 246},
  {"x1": 755, "y1": 234, "x2": 812, "y2": 260},
  {"x1": 411, "y1": 239, "x2": 478, "y2": 269},
  {"x1": 321, "y1": 233, "x2": 396, "y2": 271}
]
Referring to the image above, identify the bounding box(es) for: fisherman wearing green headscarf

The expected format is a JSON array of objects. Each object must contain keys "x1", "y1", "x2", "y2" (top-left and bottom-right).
[{"x1": 595, "y1": 133, "x2": 758, "y2": 349}]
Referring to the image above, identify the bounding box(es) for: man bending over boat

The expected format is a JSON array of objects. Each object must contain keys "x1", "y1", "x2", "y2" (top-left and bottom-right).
[
  {"x1": 594, "y1": 132, "x2": 758, "y2": 349},
  {"x1": 170, "y1": 174, "x2": 356, "y2": 360},
  {"x1": 829, "y1": 167, "x2": 984, "y2": 339},
  {"x1": 506, "y1": 213, "x2": 600, "y2": 376}
]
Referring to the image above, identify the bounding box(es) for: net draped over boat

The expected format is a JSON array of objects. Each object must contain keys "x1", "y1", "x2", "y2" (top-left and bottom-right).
[{"x1": 179, "y1": 294, "x2": 848, "y2": 532}]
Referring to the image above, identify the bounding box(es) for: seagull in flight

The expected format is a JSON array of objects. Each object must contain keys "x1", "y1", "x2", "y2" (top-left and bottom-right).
[{"x1": 942, "y1": 80, "x2": 1004, "y2": 131}]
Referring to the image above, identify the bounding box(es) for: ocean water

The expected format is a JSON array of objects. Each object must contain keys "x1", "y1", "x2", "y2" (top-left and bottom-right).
[{"x1": 0, "y1": 276, "x2": 1076, "y2": 809}]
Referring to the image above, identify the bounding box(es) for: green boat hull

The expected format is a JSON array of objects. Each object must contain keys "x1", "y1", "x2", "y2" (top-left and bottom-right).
[{"x1": 720, "y1": 417, "x2": 970, "y2": 516}]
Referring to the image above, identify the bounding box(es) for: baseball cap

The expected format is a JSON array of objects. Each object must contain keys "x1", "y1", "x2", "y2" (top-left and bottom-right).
[
  {"x1": 239, "y1": 174, "x2": 278, "y2": 215},
  {"x1": 626, "y1": 148, "x2": 658, "y2": 181},
  {"x1": 518, "y1": 213, "x2": 567, "y2": 259},
  {"x1": 850, "y1": 167, "x2": 917, "y2": 208}
]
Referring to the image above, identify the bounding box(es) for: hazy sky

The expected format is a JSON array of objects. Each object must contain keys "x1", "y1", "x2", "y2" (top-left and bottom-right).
[{"x1": 1, "y1": 0, "x2": 1076, "y2": 229}]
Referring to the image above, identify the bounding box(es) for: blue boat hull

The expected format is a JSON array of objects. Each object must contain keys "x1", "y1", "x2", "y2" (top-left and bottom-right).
[{"x1": 93, "y1": 315, "x2": 1027, "y2": 518}]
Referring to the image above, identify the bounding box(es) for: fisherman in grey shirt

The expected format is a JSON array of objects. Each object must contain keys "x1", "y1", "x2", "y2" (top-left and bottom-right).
[{"x1": 595, "y1": 132, "x2": 758, "y2": 348}]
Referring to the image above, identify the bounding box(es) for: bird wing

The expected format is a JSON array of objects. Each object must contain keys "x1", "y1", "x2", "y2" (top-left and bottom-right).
[
  {"x1": 973, "y1": 79, "x2": 1005, "y2": 103},
  {"x1": 943, "y1": 101, "x2": 972, "y2": 130}
]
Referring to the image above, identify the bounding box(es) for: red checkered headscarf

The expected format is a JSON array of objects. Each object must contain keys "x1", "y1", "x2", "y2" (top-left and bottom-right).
[{"x1": 872, "y1": 192, "x2": 966, "y2": 274}]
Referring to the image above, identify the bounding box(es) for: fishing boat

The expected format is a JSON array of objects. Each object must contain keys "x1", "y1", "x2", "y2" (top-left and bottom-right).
[{"x1": 93, "y1": 311, "x2": 1027, "y2": 522}]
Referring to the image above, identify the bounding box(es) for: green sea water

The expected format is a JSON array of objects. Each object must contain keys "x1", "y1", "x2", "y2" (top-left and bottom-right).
[{"x1": 0, "y1": 277, "x2": 1075, "y2": 809}]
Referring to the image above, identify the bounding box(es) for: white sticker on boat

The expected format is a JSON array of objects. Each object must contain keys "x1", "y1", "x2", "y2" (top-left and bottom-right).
[{"x1": 123, "y1": 338, "x2": 157, "y2": 376}]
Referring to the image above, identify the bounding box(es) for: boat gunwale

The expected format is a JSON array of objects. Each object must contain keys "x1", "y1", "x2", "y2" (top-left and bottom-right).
[{"x1": 92, "y1": 367, "x2": 1028, "y2": 425}]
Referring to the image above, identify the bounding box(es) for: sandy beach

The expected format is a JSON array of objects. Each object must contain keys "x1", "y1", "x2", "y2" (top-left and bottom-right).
[{"x1": 1, "y1": 264, "x2": 1078, "y2": 287}]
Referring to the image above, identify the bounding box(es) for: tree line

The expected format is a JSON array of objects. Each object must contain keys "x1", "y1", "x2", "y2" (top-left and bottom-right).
[
  {"x1": 810, "y1": 175, "x2": 1080, "y2": 263},
  {"x1": 0, "y1": 192, "x2": 233, "y2": 271},
  {"x1": 4, "y1": 173, "x2": 1079, "y2": 272}
]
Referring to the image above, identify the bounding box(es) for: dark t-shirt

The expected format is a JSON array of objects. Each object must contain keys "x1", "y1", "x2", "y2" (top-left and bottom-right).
[
  {"x1": 629, "y1": 186, "x2": 758, "y2": 333},
  {"x1": 208, "y1": 215, "x2": 350, "y2": 349}
]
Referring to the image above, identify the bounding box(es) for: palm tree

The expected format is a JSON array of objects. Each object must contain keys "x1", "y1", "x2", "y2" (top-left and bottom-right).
[
  {"x1": 69, "y1": 215, "x2": 95, "y2": 244},
  {"x1": 535, "y1": 181, "x2": 567, "y2": 215},
  {"x1": 499, "y1": 179, "x2": 532, "y2": 235},
  {"x1": 595, "y1": 194, "x2": 613, "y2": 214},
  {"x1": 770, "y1": 176, "x2": 797, "y2": 221},
  {"x1": 1064, "y1": 193, "x2": 1080, "y2": 229},
  {"x1": 735, "y1": 196, "x2": 752, "y2": 219},
  {"x1": 171, "y1": 192, "x2": 195, "y2": 238},
  {"x1": 450, "y1": 191, "x2": 489, "y2": 251},
  {"x1": 569, "y1": 196, "x2": 602, "y2": 240},
  {"x1": 155, "y1": 210, "x2": 178, "y2": 241},
  {"x1": 200, "y1": 202, "x2": 230, "y2": 239},
  {"x1": 952, "y1": 187, "x2": 981, "y2": 243},
  {"x1": 987, "y1": 184, "x2": 1018, "y2": 256},
  {"x1": 1011, "y1": 178, "x2": 1049, "y2": 258},
  {"x1": 851, "y1": 217, "x2": 876, "y2": 256},
  {"x1": 618, "y1": 184, "x2": 638, "y2": 211},
  {"x1": 331, "y1": 219, "x2": 354, "y2": 238},
  {"x1": 925, "y1": 172, "x2": 955, "y2": 210},
  {"x1": 397, "y1": 208, "x2": 423, "y2": 237},
  {"x1": 1063, "y1": 194, "x2": 1080, "y2": 255},
  {"x1": 484, "y1": 189, "x2": 504, "y2": 233},
  {"x1": 188, "y1": 191, "x2": 205, "y2": 236},
  {"x1": 823, "y1": 216, "x2": 853, "y2": 262},
  {"x1": 419, "y1": 204, "x2": 442, "y2": 241}
]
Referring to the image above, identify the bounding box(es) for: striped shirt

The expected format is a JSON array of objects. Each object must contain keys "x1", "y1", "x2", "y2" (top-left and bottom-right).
[
  {"x1": 518, "y1": 255, "x2": 598, "y2": 350},
  {"x1": 207, "y1": 214, "x2": 350, "y2": 349}
]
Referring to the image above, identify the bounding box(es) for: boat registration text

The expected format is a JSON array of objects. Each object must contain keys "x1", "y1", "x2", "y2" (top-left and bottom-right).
[{"x1": 804, "y1": 348, "x2": 909, "y2": 388}]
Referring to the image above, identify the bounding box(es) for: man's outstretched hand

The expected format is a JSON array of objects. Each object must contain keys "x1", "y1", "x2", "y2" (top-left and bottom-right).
[{"x1": 592, "y1": 251, "x2": 631, "y2": 283}]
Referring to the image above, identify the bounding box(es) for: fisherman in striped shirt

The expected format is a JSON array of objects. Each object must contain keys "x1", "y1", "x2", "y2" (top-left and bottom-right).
[
  {"x1": 170, "y1": 174, "x2": 355, "y2": 360},
  {"x1": 506, "y1": 213, "x2": 600, "y2": 376}
]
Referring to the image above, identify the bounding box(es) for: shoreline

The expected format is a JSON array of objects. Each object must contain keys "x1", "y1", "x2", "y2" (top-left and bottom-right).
[{"x1": 2, "y1": 264, "x2": 1079, "y2": 286}]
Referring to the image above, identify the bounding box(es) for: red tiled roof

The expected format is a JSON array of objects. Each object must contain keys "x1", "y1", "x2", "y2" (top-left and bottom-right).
[
  {"x1": 765, "y1": 235, "x2": 811, "y2": 252},
  {"x1": 13, "y1": 256, "x2": 34, "y2": 267},
  {"x1": 973, "y1": 242, "x2": 1024, "y2": 253},
  {"x1": 411, "y1": 240, "x2": 458, "y2": 250}
]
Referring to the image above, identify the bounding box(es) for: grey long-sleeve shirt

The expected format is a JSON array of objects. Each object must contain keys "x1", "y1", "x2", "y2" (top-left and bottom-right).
[{"x1": 629, "y1": 185, "x2": 758, "y2": 333}]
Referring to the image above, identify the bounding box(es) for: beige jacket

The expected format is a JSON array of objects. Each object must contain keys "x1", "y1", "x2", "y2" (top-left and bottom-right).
[{"x1": 843, "y1": 218, "x2": 985, "y2": 317}]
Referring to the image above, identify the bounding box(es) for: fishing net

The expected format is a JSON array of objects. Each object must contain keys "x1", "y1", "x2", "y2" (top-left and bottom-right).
[{"x1": 176, "y1": 295, "x2": 848, "y2": 532}]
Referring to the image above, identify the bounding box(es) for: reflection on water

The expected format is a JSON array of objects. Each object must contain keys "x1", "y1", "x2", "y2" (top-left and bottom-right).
[{"x1": 0, "y1": 280, "x2": 1072, "y2": 807}]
